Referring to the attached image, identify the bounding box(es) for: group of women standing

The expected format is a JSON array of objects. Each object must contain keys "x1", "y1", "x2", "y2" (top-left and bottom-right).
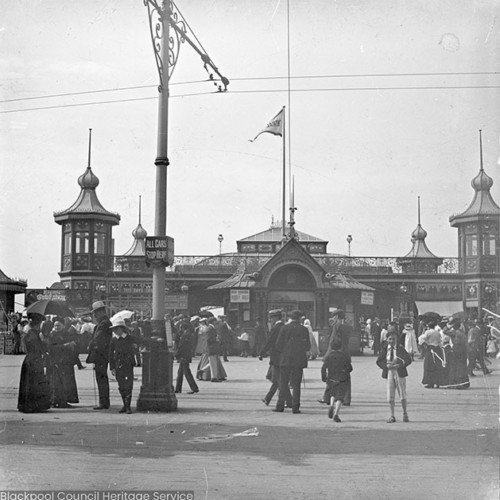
[
  {"x1": 194, "y1": 316, "x2": 227, "y2": 382},
  {"x1": 418, "y1": 316, "x2": 470, "y2": 389},
  {"x1": 18, "y1": 314, "x2": 80, "y2": 413}
]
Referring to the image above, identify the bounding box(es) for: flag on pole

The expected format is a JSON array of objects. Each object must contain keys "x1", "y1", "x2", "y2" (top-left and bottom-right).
[{"x1": 249, "y1": 108, "x2": 284, "y2": 142}]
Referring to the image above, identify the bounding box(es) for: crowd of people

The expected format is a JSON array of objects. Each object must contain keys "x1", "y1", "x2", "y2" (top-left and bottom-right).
[{"x1": 13, "y1": 300, "x2": 499, "y2": 422}]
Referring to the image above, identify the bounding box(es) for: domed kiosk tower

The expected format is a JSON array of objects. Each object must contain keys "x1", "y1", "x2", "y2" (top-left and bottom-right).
[
  {"x1": 54, "y1": 131, "x2": 120, "y2": 297},
  {"x1": 449, "y1": 131, "x2": 500, "y2": 317},
  {"x1": 397, "y1": 196, "x2": 443, "y2": 274}
]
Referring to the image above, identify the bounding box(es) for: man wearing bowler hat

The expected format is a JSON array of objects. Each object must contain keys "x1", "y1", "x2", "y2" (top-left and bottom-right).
[
  {"x1": 274, "y1": 309, "x2": 310, "y2": 414},
  {"x1": 87, "y1": 301, "x2": 112, "y2": 410}
]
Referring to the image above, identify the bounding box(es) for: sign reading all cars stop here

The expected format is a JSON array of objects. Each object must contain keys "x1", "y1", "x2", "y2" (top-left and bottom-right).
[{"x1": 145, "y1": 236, "x2": 174, "y2": 266}]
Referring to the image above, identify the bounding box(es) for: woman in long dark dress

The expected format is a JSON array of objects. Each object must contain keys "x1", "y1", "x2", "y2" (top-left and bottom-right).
[
  {"x1": 46, "y1": 319, "x2": 79, "y2": 408},
  {"x1": 443, "y1": 318, "x2": 470, "y2": 389},
  {"x1": 18, "y1": 315, "x2": 51, "y2": 413}
]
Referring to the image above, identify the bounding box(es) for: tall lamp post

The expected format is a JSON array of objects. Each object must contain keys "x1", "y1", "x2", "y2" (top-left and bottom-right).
[
  {"x1": 137, "y1": 0, "x2": 228, "y2": 412},
  {"x1": 218, "y1": 233, "x2": 224, "y2": 266},
  {"x1": 346, "y1": 234, "x2": 353, "y2": 257}
]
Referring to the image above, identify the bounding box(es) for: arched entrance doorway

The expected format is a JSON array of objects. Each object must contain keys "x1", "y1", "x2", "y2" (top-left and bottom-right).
[{"x1": 267, "y1": 264, "x2": 317, "y2": 326}]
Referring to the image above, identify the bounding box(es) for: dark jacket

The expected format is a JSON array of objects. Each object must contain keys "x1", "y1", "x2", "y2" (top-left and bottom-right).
[
  {"x1": 259, "y1": 320, "x2": 283, "y2": 366},
  {"x1": 376, "y1": 345, "x2": 412, "y2": 379},
  {"x1": 276, "y1": 320, "x2": 311, "y2": 368},
  {"x1": 175, "y1": 324, "x2": 195, "y2": 362},
  {"x1": 327, "y1": 322, "x2": 353, "y2": 360},
  {"x1": 109, "y1": 334, "x2": 137, "y2": 371},
  {"x1": 87, "y1": 317, "x2": 112, "y2": 365},
  {"x1": 206, "y1": 325, "x2": 220, "y2": 355},
  {"x1": 321, "y1": 350, "x2": 353, "y2": 383}
]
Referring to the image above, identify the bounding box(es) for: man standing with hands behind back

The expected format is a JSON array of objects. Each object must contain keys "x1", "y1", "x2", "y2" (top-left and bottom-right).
[
  {"x1": 274, "y1": 310, "x2": 310, "y2": 414},
  {"x1": 86, "y1": 301, "x2": 112, "y2": 410}
]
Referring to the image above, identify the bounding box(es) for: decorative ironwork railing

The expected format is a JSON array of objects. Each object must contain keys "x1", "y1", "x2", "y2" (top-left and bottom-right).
[
  {"x1": 112, "y1": 255, "x2": 459, "y2": 274},
  {"x1": 159, "y1": 255, "x2": 461, "y2": 274}
]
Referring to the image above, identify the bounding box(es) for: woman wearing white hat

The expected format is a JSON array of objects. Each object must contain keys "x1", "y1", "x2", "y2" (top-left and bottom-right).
[{"x1": 109, "y1": 318, "x2": 137, "y2": 413}]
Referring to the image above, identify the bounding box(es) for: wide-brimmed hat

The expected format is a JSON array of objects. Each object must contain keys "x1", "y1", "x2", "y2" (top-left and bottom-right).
[
  {"x1": 110, "y1": 318, "x2": 128, "y2": 329},
  {"x1": 91, "y1": 301, "x2": 106, "y2": 313},
  {"x1": 268, "y1": 309, "x2": 282, "y2": 317},
  {"x1": 330, "y1": 308, "x2": 344, "y2": 317}
]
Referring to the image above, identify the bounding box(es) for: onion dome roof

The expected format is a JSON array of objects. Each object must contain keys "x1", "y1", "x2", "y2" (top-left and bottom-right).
[
  {"x1": 450, "y1": 167, "x2": 500, "y2": 226},
  {"x1": 132, "y1": 223, "x2": 148, "y2": 240},
  {"x1": 78, "y1": 167, "x2": 99, "y2": 189},
  {"x1": 123, "y1": 223, "x2": 148, "y2": 257},
  {"x1": 401, "y1": 223, "x2": 440, "y2": 259},
  {"x1": 54, "y1": 166, "x2": 120, "y2": 225}
]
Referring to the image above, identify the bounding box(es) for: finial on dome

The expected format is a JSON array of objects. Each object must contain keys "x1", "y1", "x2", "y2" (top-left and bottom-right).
[
  {"x1": 469, "y1": 131, "x2": 494, "y2": 191},
  {"x1": 77, "y1": 128, "x2": 99, "y2": 189},
  {"x1": 412, "y1": 196, "x2": 427, "y2": 240},
  {"x1": 132, "y1": 195, "x2": 147, "y2": 239},
  {"x1": 88, "y1": 128, "x2": 92, "y2": 169}
]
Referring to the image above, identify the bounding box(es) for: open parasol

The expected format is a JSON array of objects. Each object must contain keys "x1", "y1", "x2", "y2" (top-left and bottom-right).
[
  {"x1": 26, "y1": 299, "x2": 74, "y2": 318},
  {"x1": 420, "y1": 311, "x2": 442, "y2": 320}
]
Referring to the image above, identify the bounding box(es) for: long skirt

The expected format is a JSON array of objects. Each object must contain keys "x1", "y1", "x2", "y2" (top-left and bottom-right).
[
  {"x1": 197, "y1": 353, "x2": 227, "y2": 381},
  {"x1": 307, "y1": 332, "x2": 320, "y2": 359},
  {"x1": 421, "y1": 345, "x2": 447, "y2": 387},
  {"x1": 443, "y1": 346, "x2": 470, "y2": 389},
  {"x1": 18, "y1": 355, "x2": 51, "y2": 413},
  {"x1": 208, "y1": 354, "x2": 227, "y2": 381},
  {"x1": 196, "y1": 353, "x2": 211, "y2": 381},
  {"x1": 48, "y1": 363, "x2": 79, "y2": 406}
]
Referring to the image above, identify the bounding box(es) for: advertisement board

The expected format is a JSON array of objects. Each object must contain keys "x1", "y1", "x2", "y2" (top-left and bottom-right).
[{"x1": 230, "y1": 290, "x2": 250, "y2": 303}]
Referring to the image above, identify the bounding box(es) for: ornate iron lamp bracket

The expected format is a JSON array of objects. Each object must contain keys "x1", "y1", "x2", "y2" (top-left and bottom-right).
[
  {"x1": 144, "y1": 0, "x2": 186, "y2": 91},
  {"x1": 144, "y1": 0, "x2": 229, "y2": 93}
]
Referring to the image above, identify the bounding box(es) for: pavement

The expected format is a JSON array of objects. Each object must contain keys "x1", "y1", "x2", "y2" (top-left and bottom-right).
[{"x1": 0, "y1": 352, "x2": 498, "y2": 500}]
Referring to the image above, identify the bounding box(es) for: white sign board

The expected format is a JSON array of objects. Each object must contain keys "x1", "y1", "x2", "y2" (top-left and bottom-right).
[
  {"x1": 361, "y1": 291, "x2": 374, "y2": 305},
  {"x1": 230, "y1": 290, "x2": 250, "y2": 303}
]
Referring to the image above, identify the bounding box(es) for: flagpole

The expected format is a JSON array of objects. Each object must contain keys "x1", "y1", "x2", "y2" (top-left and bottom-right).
[{"x1": 282, "y1": 106, "x2": 286, "y2": 238}]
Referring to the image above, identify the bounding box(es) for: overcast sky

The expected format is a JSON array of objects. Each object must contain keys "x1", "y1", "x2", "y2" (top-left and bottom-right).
[{"x1": 1, "y1": 0, "x2": 499, "y2": 288}]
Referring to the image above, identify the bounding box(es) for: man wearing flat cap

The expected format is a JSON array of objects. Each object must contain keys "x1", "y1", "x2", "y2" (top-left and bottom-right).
[
  {"x1": 274, "y1": 309, "x2": 311, "y2": 414},
  {"x1": 86, "y1": 301, "x2": 112, "y2": 410}
]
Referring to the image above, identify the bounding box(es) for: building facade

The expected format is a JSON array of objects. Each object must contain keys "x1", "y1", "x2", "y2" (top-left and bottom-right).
[{"x1": 42, "y1": 151, "x2": 499, "y2": 341}]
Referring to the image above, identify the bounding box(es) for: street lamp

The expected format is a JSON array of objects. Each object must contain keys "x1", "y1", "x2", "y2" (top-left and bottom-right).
[
  {"x1": 346, "y1": 235, "x2": 353, "y2": 257},
  {"x1": 137, "y1": 0, "x2": 228, "y2": 412},
  {"x1": 218, "y1": 233, "x2": 224, "y2": 264}
]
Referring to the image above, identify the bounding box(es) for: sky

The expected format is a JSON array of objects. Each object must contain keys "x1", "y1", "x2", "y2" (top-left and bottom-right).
[{"x1": 1, "y1": 0, "x2": 499, "y2": 288}]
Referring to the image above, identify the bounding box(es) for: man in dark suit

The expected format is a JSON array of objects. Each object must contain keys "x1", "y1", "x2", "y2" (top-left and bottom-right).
[
  {"x1": 273, "y1": 310, "x2": 311, "y2": 414},
  {"x1": 87, "y1": 301, "x2": 112, "y2": 410},
  {"x1": 259, "y1": 309, "x2": 290, "y2": 407},
  {"x1": 174, "y1": 315, "x2": 199, "y2": 394}
]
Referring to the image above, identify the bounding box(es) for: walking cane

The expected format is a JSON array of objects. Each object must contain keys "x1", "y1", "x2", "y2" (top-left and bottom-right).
[
  {"x1": 92, "y1": 367, "x2": 98, "y2": 407},
  {"x1": 302, "y1": 372, "x2": 306, "y2": 389}
]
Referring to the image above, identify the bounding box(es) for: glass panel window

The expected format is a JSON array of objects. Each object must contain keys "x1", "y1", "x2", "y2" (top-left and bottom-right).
[
  {"x1": 94, "y1": 233, "x2": 106, "y2": 254},
  {"x1": 64, "y1": 233, "x2": 72, "y2": 254},
  {"x1": 75, "y1": 232, "x2": 89, "y2": 254},
  {"x1": 465, "y1": 234, "x2": 477, "y2": 256},
  {"x1": 483, "y1": 234, "x2": 496, "y2": 256}
]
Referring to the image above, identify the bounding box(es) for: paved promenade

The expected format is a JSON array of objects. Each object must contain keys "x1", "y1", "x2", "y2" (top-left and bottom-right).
[{"x1": 0, "y1": 352, "x2": 498, "y2": 499}]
